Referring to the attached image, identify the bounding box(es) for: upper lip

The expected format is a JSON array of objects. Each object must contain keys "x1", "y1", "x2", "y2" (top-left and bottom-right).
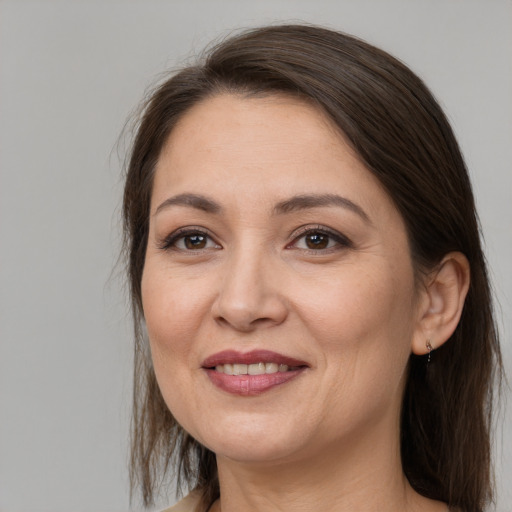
[{"x1": 201, "y1": 349, "x2": 309, "y2": 368}]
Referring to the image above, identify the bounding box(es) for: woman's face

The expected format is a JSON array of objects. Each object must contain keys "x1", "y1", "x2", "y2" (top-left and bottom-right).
[{"x1": 142, "y1": 94, "x2": 425, "y2": 464}]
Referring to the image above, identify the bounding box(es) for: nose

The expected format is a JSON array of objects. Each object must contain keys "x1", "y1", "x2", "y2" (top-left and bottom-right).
[{"x1": 211, "y1": 248, "x2": 288, "y2": 332}]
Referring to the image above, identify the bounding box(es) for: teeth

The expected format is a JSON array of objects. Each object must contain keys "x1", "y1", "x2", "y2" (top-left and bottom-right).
[
  {"x1": 213, "y1": 362, "x2": 294, "y2": 375},
  {"x1": 248, "y1": 362, "x2": 266, "y2": 375},
  {"x1": 232, "y1": 364, "x2": 247, "y2": 376},
  {"x1": 265, "y1": 362, "x2": 278, "y2": 373}
]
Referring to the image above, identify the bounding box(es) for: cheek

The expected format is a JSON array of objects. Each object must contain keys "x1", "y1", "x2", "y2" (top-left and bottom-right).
[
  {"x1": 297, "y1": 265, "x2": 416, "y2": 426},
  {"x1": 300, "y1": 266, "x2": 414, "y2": 338},
  {"x1": 141, "y1": 265, "x2": 210, "y2": 364},
  {"x1": 140, "y1": 266, "x2": 209, "y2": 425},
  {"x1": 293, "y1": 260, "x2": 417, "y2": 390}
]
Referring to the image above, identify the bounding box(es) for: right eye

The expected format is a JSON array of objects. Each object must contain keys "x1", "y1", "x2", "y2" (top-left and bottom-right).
[{"x1": 159, "y1": 229, "x2": 221, "y2": 252}]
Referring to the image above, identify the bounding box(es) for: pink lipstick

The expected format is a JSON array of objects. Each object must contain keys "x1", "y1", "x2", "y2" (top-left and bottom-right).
[{"x1": 202, "y1": 350, "x2": 309, "y2": 396}]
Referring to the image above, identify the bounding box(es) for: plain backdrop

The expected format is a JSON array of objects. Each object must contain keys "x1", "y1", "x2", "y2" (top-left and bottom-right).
[{"x1": 0, "y1": 1, "x2": 510, "y2": 511}]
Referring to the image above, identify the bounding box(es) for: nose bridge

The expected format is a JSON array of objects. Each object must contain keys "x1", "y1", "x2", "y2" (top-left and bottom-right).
[{"x1": 213, "y1": 237, "x2": 287, "y2": 330}]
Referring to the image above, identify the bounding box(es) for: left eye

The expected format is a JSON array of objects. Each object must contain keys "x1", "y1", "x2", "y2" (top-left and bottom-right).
[
  {"x1": 174, "y1": 233, "x2": 217, "y2": 250},
  {"x1": 292, "y1": 230, "x2": 347, "y2": 251},
  {"x1": 159, "y1": 228, "x2": 221, "y2": 252}
]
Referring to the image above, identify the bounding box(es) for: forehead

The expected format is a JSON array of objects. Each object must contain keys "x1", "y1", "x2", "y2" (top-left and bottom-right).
[
  {"x1": 151, "y1": 93, "x2": 395, "y2": 220},
  {"x1": 160, "y1": 93, "x2": 346, "y2": 161}
]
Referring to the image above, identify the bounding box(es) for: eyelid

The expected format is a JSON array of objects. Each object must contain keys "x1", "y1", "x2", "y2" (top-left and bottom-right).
[
  {"x1": 157, "y1": 224, "x2": 351, "y2": 252},
  {"x1": 157, "y1": 226, "x2": 221, "y2": 251},
  {"x1": 287, "y1": 224, "x2": 353, "y2": 250}
]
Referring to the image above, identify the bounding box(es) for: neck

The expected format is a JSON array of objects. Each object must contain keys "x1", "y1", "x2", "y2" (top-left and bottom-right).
[{"x1": 212, "y1": 421, "x2": 444, "y2": 512}]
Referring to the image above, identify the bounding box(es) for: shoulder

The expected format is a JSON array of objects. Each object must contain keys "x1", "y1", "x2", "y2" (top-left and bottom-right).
[{"x1": 160, "y1": 491, "x2": 202, "y2": 512}]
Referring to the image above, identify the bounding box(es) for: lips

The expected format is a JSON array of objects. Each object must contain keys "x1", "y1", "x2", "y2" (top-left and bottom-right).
[
  {"x1": 202, "y1": 350, "x2": 309, "y2": 396},
  {"x1": 202, "y1": 349, "x2": 308, "y2": 368}
]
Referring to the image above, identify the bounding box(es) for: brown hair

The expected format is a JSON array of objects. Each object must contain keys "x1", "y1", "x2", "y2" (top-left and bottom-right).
[{"x1": 122, "y1": 24, "x2": 502, "y2": 512}]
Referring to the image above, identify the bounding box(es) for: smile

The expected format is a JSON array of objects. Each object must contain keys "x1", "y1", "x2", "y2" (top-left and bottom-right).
[
  {"x1": 202, "y1": 350, "x2": 309, "y2": 396},
  {"x1": 214, "y1": 362, "x2": 299, "y2": 375}
]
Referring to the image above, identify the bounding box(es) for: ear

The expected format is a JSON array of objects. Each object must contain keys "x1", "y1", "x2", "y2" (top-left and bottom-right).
[{"x1": 411, "y1": 252, "x2": 470, "y2": 356}]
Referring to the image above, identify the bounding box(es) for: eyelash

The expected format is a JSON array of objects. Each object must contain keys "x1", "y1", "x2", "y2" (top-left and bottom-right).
[
  {"x1": 288, "y1": 225, "x2": 353, "y2": 253},
  {"x1": 158, "y1": 227, "x2": 219, "y2": 252},
  {"x1": 158, "y1": 225, "x2": 352, "y2": 253}
]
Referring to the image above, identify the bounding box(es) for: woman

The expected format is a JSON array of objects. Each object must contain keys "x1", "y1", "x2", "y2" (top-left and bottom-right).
[{"x1": 122, "y1": 25, "x2": 502, "y2": 512}]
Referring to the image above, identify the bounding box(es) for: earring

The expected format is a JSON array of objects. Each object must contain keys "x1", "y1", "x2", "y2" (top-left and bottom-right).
[{"x1": 426, "y1": 339, "x2": 434, "y2": 364}]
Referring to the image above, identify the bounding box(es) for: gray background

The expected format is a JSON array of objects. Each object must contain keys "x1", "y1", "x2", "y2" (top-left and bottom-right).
[{"x1": 0, "y1": 1, "x2": 510, "y2": 511}]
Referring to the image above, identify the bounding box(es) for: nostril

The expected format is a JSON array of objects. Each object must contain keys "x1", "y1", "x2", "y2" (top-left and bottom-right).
[
  {"x1": 211, "y1": 269, "x2": 289, "y2": 331},
  {"x1": 214, "y1": 311, "x2": 285, "y2": 332}
]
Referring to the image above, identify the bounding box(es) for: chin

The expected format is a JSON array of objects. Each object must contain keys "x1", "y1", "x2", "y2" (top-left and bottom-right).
[
  {"x1": 192, "y1": 416, "x2": 309, "y2": 464},
  {"x1": 210, "y1": 440, "x2": 301, "y2": 465}
]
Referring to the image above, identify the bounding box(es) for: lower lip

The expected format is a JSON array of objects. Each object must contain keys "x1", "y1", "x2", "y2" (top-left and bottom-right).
[{"x1": 204, "y1": 368, "x2": 306, "y2": 396}]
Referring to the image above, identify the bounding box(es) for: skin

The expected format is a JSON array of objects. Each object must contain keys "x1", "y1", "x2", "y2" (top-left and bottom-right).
[{"x1": 142, "y1": 94, "x2": 466, "y2": 511}]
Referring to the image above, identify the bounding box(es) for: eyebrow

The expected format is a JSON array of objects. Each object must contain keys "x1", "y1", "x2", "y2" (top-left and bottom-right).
[
  {"x1": 274, "y1": 194, "x2": 371, "y2": 223},
  {"x1": 154, "y1": 192, "x2": 370, "y2": 223},
  {"x1": 154, "y1": 193, "x2": 222, "y2": 215}
]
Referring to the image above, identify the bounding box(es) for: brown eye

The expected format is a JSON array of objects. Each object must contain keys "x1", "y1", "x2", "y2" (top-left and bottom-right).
[
  {"x1": 160, "y1": 229, "x2": 220, "y2": 252},
  {"x1": 290, "y1": 226, "x2": 352, "y2": 252},
  {"x1": 305, "y1": 233, "x2": 329, "y2": 249},
  {"x1": 184, "y1": 234, "x2": 207, "y2": 250}
]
